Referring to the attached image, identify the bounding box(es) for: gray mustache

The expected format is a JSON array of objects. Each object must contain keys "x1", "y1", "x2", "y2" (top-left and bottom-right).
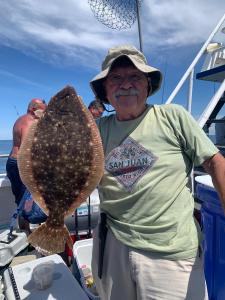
[{"x1": 114, "y1": 89, "x2": 139, "y2": 97}]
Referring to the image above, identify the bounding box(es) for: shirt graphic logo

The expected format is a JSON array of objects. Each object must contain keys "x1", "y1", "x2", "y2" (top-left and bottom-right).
[{"x1": 105, "y1": 137, "x2": 158, "y2": 191}]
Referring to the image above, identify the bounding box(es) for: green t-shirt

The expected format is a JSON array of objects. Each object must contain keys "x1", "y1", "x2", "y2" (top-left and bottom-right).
[{"x1": 97, "y1": 104, "x2": 218, "y2": 259}]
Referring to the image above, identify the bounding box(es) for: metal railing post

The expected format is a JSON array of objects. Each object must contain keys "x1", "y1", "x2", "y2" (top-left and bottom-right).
[
  {"x1": 165, "y1": 13, "x2": 225, "y2": 104},
  {"x1": 198, "y1": 78, "x2": 225, "y2": 128},
  {"x1": 136, "y1": 0, "x2": 143, "y2": 52},
  {"x1": 187, "y1": 69, "x2": 194, "y2": 113}
]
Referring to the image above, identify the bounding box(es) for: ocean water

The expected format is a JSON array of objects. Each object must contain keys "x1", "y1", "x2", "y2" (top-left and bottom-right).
[
  {"x1": 0, "y1": 135, "x2": 217, "y2": 174},
  {"x1": 0, "y1": 140, "x2": 12, "y2": 174}
]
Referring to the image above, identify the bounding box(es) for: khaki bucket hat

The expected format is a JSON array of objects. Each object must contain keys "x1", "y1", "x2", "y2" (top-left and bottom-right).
[{"x1": 90, "y1": 45, "x2": 163, "y2": 104}]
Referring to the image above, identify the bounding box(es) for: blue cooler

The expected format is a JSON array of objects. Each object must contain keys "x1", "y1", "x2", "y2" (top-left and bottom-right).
[{"x1": 195, "y1": 175, "x2": 225, "y2": 300}]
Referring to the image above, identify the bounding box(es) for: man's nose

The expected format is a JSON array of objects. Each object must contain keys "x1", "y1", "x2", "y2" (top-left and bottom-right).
[{"x1": 119, "y1": 77, "x2": 133, "y2": 89}]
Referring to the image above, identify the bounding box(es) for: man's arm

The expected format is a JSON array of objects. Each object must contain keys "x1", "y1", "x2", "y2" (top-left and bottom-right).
[{"x1": 202, "y1": 152, "x2": 225, "y2": 212}]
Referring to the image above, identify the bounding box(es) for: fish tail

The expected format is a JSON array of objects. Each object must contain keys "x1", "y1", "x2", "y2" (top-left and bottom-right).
[{"x1": 28, "y1": 223, "x2": 73, "y2": 256}]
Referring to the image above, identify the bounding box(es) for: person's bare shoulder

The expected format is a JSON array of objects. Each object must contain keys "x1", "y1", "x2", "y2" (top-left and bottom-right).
[
  {"x1": 13, "y1": 114, "x2": 34, "y2": 145},
  {"x1": 15, "y1": 113, "x2": 35, "y2": 127}
]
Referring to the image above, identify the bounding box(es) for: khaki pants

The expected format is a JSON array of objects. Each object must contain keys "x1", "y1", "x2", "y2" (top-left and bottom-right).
[{"x1": 92, "y1": 227, "x2": 208, "y2": 300}]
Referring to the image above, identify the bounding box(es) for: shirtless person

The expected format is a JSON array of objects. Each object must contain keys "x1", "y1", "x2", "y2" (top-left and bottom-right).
[{"x1": 6, "y1": 98, "x2": 47, "y2": 206}]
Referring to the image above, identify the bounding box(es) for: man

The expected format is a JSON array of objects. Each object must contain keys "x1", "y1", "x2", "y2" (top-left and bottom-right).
[
  {"x1": 88, "y1": 99, "x2": 105, "y2": 119},
  {"x1": 89, "y1": 45, "x2": 225, "y2": 300},
  {"x1": 6, "y1": 98, "x2": 47, "y2": 230}
]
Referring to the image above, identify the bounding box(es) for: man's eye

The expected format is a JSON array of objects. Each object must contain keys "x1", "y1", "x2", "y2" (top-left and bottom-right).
[
  {"x1": 130, "y1": 74, "x2": 142, "y2": 81},
  {"x1": 110, "y1": 75, "x2": 122, "y2": 82}
]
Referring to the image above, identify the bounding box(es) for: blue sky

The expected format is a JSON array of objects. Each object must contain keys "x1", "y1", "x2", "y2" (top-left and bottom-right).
[{"x1": 0, "y1": 0, "x2": 225, "y2": 139}]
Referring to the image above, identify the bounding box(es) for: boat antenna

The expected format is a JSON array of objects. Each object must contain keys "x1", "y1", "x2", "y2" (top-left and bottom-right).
[
  {"x1": 88, "y1": 0, "x2": 144, "y2": 52},
  {"x1": 161, "y1": 55, "x2": 168, "y2": 103},
  {"x1": 13, "y1": 105, "x2": 20, "y2": 116}
]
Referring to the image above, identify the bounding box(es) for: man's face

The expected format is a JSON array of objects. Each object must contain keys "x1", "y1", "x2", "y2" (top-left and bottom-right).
[
  {"x1": 36, "y1": 100, "x2": 47, "y2": 111},
  {"x1": 89, "y1": 107, "x2": 104, "y2": 119},
  {"x1": 33, "y1": 100, "x2": 47, "y2": 118},
  {"x1": 104, "y1": 65, "x2": 149, "y2": 121}
]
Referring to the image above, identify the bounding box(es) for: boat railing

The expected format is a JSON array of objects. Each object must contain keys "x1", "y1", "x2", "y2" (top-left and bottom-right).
[
  {"x1": 0, "y1": 154, "x2": 9, "y2": 177},
  {"x1": 165, "y1": 13, "x2": 225, "y2": 128},
  {"x1": 0, "y1": 154, "x2": 9, "y2": 159}
]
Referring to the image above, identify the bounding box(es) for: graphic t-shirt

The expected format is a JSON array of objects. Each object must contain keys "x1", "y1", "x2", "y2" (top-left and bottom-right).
[{"x1": 97, "y1": 104, "x2": 218, "y2": 259}]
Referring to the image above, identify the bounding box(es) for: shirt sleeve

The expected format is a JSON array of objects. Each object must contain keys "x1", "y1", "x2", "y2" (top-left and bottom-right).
[{"x1": 169, "y1": 105, "x2": 219, "y2": 166}]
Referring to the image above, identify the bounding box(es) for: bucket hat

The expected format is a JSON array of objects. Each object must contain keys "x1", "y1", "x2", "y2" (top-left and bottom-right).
[{"x1": 90, "y1": 45, "x2": 162, "y2": 104}]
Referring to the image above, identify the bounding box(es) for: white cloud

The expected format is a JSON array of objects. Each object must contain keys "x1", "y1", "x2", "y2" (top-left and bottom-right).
[
  {"x1": 143, "y1": 0, "x2": 225, "y2": 47},
  {"x1": 0, "y1": 0, "x2": 224, "y2": 67},
  {"x1": 0, "y1": 69, "x2": 47, "y2": 88}
]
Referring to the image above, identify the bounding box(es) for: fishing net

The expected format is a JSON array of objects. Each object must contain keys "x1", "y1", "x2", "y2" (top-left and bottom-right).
[{"x1": 88, "y1": 0, "x2": 143, "y2": 30}]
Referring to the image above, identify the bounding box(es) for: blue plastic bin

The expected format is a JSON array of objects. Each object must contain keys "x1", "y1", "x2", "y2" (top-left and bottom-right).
[{"x1": 196, "y1": 175, "x2": 225, "y2": 300}]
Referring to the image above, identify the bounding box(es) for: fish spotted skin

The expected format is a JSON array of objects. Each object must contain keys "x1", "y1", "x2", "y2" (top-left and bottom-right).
[{"x1": 18, "y1": 86, "x2": 104, "y2": 254}]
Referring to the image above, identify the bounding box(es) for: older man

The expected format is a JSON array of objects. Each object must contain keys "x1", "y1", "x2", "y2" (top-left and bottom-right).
[{"x1": 90, "y1": 45, "x2": 225, "y2": 300}]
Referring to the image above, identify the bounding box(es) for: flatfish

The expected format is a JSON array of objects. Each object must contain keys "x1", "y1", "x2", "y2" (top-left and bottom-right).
[{"x1": 18, "y1": 86, "x2": 104, "y2": 255}]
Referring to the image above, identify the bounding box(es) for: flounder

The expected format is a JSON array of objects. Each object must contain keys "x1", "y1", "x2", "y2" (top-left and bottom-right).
[{"x1": 18, "y1": 86, "x2": 104, "y2": 255}]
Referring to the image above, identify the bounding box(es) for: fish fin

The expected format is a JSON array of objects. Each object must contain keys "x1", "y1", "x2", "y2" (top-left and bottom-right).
[
  {"x1": 18, "y1": 121, "x2": 49, "y2": 215},
  {"x1": 28, "y1": 223, "x2": 72, "y2": 256}
]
